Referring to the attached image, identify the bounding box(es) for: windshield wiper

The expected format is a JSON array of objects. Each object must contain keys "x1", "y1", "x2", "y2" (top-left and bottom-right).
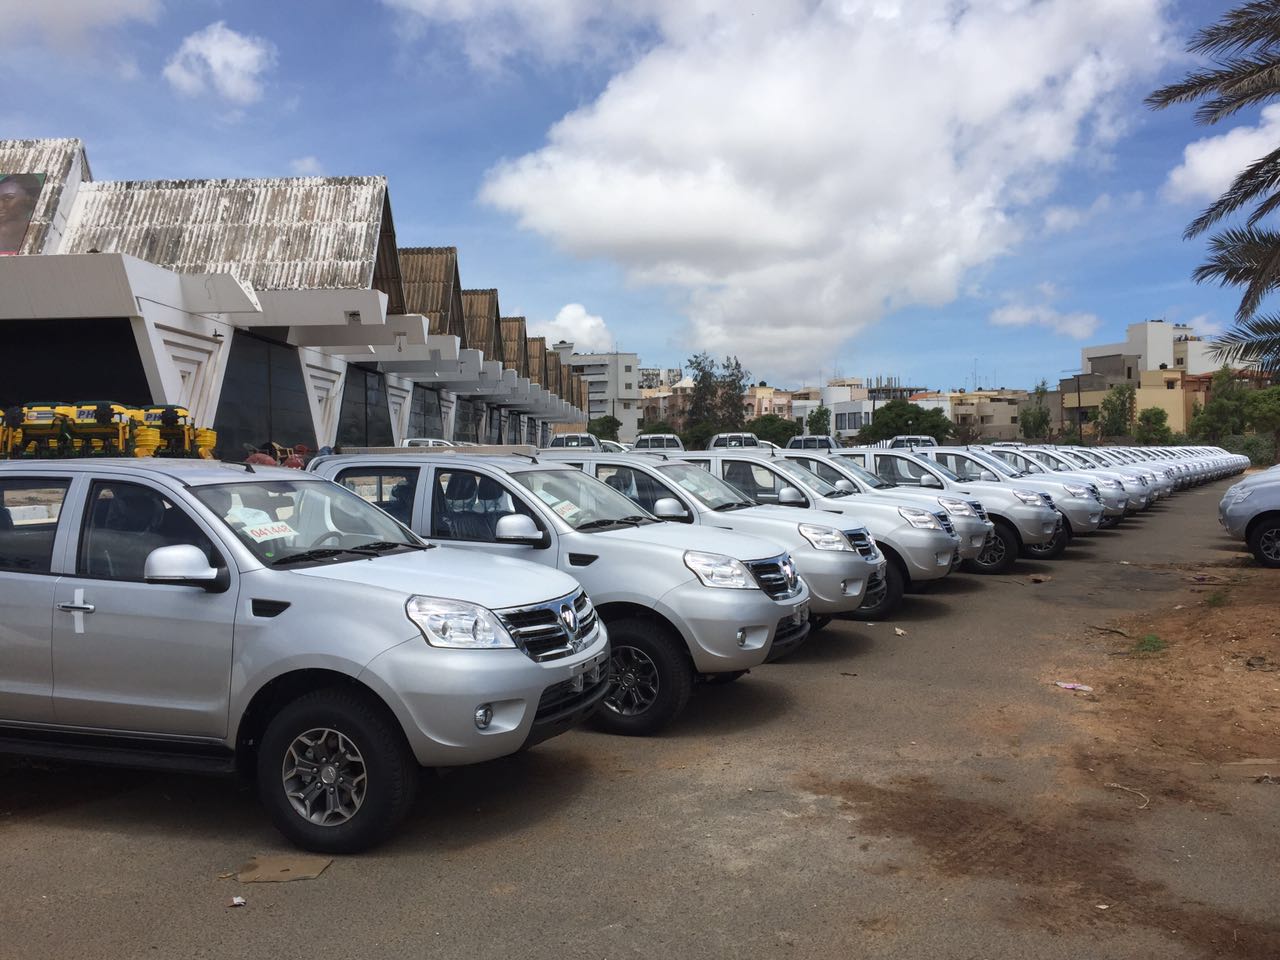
[
  {"x1": 354, "y1": 540, "x2": 433, "y2": 552},
  {"x1": 576, "y1": 518, "x2": 636, "y2": 531},
  {"x1": 270, "y1": 547, "x2": 379, "y2": 566},
  {"x1": 712, "y1": 501, "x2": 754, "y2": 511}
]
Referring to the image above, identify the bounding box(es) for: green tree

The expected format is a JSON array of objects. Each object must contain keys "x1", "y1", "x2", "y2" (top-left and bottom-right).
[
  {"x1": 685, "y1": 352, "x2": 720, "y2": 428},
  {"x1": 1097, "y1": 384, "x2": 1136, "y2": 439},
  {"x1": 1147, "y1": 4, "x2": 1280, "y2": 370},
  {"x1": 1188, "y1": 366, "x2": 1251, "y2": 440},
  {"x1": 806, "y1": 404, "x2": 831, "y2": 436},
  {"x1": 716, "y1": 355, "x2": 750, "y2": 430},
  {"x1": 857, "y1": 399, "x2": 953, "y2": 445},
  {"x1": 588, "y1": 415, "x2": 621, "y2": 441},
  {"x1": 745, "y1": 414, "x2": 802, "y2": 447},
  {"x1": 1244, "y1": 384, "x2": 1280, "y2": 461},
  {"x1": 639, "y1": 419, "x2": 676, "y2": 435},
  {"x1": 1020, "y1": 380, "x2": 1052, "y2": 440},
  {"x1": 1133, "y1": 407, "x2": 1174, "y2": 445}
]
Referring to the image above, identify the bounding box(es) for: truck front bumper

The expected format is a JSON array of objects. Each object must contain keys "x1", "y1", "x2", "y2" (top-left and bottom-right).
[
  {"x1": 1009, "y1": 503, "x2": 1060, "y2": 547},
  {"x1": 655, "y1": 579, "x2": 811, "y2": 673},
  {"x1": 794, "y1": 547, "x2": 882, "y2": 614},
  {"x1": 951, "y1": 515, "x2": 995, "y2": 560}
]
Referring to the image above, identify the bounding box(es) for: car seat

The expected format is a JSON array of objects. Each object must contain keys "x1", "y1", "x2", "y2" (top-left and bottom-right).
[{"x1": 723, "y1": 461, "x2": 760, "y2": 499}]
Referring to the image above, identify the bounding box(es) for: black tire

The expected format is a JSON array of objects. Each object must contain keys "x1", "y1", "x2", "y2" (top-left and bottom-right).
[
  {"x1": 808, "y1": 615, "x2": 833, "y2": 634},
  {"x1": 1098, "y1": 515, "x2": 1121, "y2": 529},
  {"x1": 1248, "y1": 517, "x2": 1280, "y2": 568},
  {"x1": 963, "y1": 519, "x2": 1019, "y2": 575},
  {"x1": 853, "y1": 561, "x2": 905, "y2": 620},
  {"x1": 595, "y1": 617, "x2": 693, "y2": 736},
  {"x1": 256, "y1": 686, "x2": 418, "y2": 854},
  {"x1": 1021, "y1": 518, "x2": 1068, "y2": 560}
]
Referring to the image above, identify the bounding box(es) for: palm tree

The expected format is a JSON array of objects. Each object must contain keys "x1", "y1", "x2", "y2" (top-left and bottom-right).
[{"x1": 1147, "y1": 1, "x2": 1280, "y2": 369}]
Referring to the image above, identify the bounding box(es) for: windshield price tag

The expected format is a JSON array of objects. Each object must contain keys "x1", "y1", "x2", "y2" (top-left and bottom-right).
[{"x1": 244, "y1": 521, "x2": 298, "y2": 543}]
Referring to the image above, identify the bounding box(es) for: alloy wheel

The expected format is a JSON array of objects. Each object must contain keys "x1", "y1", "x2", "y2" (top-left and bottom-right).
[
  {"x1": 604, "y1": 645, "x2": 661, "y2": 717},
  {"x1": 1261, "y1": 528, "x2": 1280, "y2": 563},
  {"x1": 281, "y1": 728, "x2": 368, "y2": 827}
]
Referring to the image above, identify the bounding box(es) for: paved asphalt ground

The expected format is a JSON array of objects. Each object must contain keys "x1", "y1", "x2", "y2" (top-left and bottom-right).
[{"x1": 1, "y1": 477, "x2": 1276, "y2": 960}]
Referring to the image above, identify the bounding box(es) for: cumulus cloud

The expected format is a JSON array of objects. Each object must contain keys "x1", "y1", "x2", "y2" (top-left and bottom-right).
[
  {"x1": 1164, "y1": 104, "x2": 1280, "y2": 204},
  {"x1": 163, "y1": 21, "x2": 277, "y2": 105},
  {"x1": 1188, "y1": 313, "x2": 1224, "y2": 336},
  {"x1": 1043, "y1": 193, "x2": 1113, "y2": 234},
  {"x1": 290, "y1": 156, "x2": 324, "y2": 176},
  {"x1": 398, "y1": 0, "x2": 1172, "y2": 378},
  {"x1": 990, "y1": 301, "x2": 1099, "y2": 340},
  {"x1": 0, "y1": 0, "x2": 159, "y2": 47},
  {"x1": 529, "y1": 303, "x2": 614, "y2": 352}
]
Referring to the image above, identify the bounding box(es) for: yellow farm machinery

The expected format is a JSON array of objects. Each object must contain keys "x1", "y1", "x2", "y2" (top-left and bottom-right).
[{"x1": 1, "y1": 402, "x2": 217, "y2": 459}]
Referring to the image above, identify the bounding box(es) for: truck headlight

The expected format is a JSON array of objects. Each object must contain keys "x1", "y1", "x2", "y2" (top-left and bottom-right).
[
  {"x1": 798, "y1": 523, "x2": 853, "y2": 551},
  {"x1": 1062, "y1": 484, "x2": 1088, "y2": 498},
  {"x1": 938, "y1": 497, "x2": 975, "y2": 517},
  {"x1": 1100, "y1": 479, "x2": 1122, "y2": 490},
  {"x1": 898, "y1": 506, "x2": 942, "y2": 529},
  {"x1": 684, "y1": 550, "x2": 754, "y2": 589},
  {"x1": 1234, "y1": 489, "x2": 1253, "y2": 504},
  {"x1": 406, "y1": 597, "x2": 515, "y2": 649},
  {"x1": 1012, "y1": 489, "x2": 1044, "y2": 505}
]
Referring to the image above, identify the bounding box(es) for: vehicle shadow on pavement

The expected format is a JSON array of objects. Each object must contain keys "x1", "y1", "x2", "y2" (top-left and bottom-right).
[
  {"x1": 665, "y1": 678, "x2": 795, "y2": 739},
  {"x1": 392, "y1": 747, "x2": 594, "y2": 854},
  {"x1": 771, "y1": 627, "x2": 875, "y2": 665},
  {"x1": 920, "y1": 574, "x2": 985, "y2": 595}
]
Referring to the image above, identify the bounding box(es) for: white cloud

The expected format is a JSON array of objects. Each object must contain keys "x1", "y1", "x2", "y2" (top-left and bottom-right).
[
  {"x1": 1188, "y1": 313, "x2": 1224, "y2": 336},
  {"x1": 163, "y1": 21, "x2": 277, "y2": 105},
  {"x1": 290, "y1": 156, "x2": 324, "y2": 176},
  {"x1": 1163, "y1": 104, "x2": 1280, "y2": 204},
  {"x1": 0, "y1": 0, "x2": 160, "y2": 47},
  {"x1": 990, "y1": 302, "x2": 1099, "y2": 340},
  {"x1": 403, "y1": 0, "x2": 1176, "y2": 378},
  {"x1": 529, "y1": 303, "x2": 614, "y2": 352},
  {"x1": 1043, "y1": 193, "x2": 1113, "y2": 234}
]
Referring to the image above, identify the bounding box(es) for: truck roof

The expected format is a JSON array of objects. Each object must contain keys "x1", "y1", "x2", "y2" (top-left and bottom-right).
[{"x1": 0, "y1": 457, "x2": 305, "y2": 485}]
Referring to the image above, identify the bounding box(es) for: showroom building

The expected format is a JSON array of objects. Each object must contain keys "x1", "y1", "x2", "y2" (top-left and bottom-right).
[{"x1": 0, "y1": 137, "x2": 585, "y2": 455}]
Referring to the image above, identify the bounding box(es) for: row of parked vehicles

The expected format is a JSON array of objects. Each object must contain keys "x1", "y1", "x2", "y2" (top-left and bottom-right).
[{"x1": 0, "y1": 440, "x2": 1246, "y2": 853}]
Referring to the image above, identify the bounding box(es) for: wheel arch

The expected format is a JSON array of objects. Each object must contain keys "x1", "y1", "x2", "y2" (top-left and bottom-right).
[{"x1": 1245, "y1": 510, "x2": 1280, "y2": 543}]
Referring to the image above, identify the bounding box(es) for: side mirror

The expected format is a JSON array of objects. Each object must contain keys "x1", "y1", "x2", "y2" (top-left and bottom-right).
[
  {"x1": 833, "y1": 479, "x2": 855, "y2": 493},
  {"x1": 495, "y1": 513, "x2": 547, "y2": 547},
  {"x1": 653, "y1": 497, "x2": 692, "y2": 522},
  {"x1": 778, "y1": 486, "x2": 805, "y2": 506},
  {"x1": 919, "y1": 473, "x2": 943, "y2": 489},
  {"x1": 979, "y1": 470, "x2": 998, "y2": 482},
  {"x1": 144, "y1": 544, "x2": 227, "y2": 592}
]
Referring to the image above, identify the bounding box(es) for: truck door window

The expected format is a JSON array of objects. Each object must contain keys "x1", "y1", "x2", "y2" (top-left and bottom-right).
[
  {"x1": 335, "y1": 469, "x2": 418, "y2": 527},
  {"x1": 874, "y1": 454, "x2": 922, "y2": 485},
  {"x1": 723, "y1": 461, "x2": 786, "y2": 503},
  {"x1": 431, "y1": 469, "x2": 536, "y2": 542},
  {"x1": 594, "y1": 465, "x2": 669, "y2": 511},
  {"x1": 79, "y1": 481, "x2": 220, "y2": 582},
  {"x1": 0, "y1": 478, "x2": 70, "y2": 574}
]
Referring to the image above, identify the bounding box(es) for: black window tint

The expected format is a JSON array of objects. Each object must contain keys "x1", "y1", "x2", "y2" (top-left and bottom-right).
[
  {"x1": 336, "y1": 469, "x2": 418, "y2": 527},
  {"x1": 431, "y1": 470, "x2": 536, "y2": 542},
  {"x1": 0, "y1": 478, "x2": 70, "y2": 574},
  {"x1": 594, "y1": 465, "x2": 669, "y2": 512},
  {"x1": 79, "y1": 482, "x2": 219, "y2": 582}
]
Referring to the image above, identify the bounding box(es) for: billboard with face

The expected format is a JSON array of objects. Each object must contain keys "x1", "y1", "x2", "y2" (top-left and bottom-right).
[{"x1": 0, "y1": 173, "x2": 45, "y2": 255}]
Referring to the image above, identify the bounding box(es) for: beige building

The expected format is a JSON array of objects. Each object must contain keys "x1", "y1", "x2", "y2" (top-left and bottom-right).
[
  {"x1": 911, "y1": 389, "x2": 1028, "y2": 442},
  {"x1": 743, "y1": 384, "x2": 793, "y2": 419},
  {"x1": 1062, "y1": 369, "x2": 1213, "y2": 436}
]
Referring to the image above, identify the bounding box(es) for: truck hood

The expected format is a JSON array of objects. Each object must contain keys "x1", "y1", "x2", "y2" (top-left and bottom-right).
[
  {"x1": 727, "y1": 504, "x2": 871, "y2": 533},
  {"x1": 595, "y1": 521, "x2": 786, "y2": 561},
  {"x1": 291, "y1": 546, "x2": 583, "y2": 608}
]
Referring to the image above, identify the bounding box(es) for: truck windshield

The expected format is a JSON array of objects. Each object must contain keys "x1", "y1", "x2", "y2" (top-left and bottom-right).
[
  {"x1": 968, "y1": 450, "x2": 1021, "y2": 478},
  {"x1": 512, "y1": 469, "x2": 658, "y2": 531},
  {"x1": 193, "y1": 479, "x2": 423, "y2": 566},
  {"x1": 657, "y1": 462, "x2": 755, "y2": 510},
  {"x1": 828, "y1": 459, "x2": 893, "y2": 489}
]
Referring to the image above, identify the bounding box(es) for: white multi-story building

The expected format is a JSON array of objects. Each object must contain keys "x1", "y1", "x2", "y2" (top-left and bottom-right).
[
  {"x1": 554, "y1": 342, "x2": 644, "y2": 441},
  {"x1": 1083, "y1": 319, "x2": 1222, "y2": 377}
]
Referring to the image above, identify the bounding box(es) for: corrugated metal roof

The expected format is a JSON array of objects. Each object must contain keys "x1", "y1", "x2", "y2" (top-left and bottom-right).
[
  {"x1": 400, "y1": 246, "x2": 466, "y2": 343},
  {"x1": 527, "y1": 336, "x2": 547, "y2": 386},
  {"x1": 545, "y1": 351, "x2": 563, "y2": 396},
  {"x1": 462, "y1": 288, "x2": 503, "y2": 363},
  {"x1": 499, "y1": 317, "x2": 529, "y2": 378},
  {"x1": 0, "y1": 138, "x2": 88, "y2": 255},
  {"x1": 61, "y1": 176, "x2": 396, "y2": 293}
]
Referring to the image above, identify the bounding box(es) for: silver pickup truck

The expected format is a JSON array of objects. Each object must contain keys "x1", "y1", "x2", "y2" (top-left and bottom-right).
[
  {"x1": 679, "y1": 449, "x2": 961, "y2": 618},
  {"x1": 837, "y1": 448, "x2": 1060, "y2": 574},
  {"x1": 1220, "y1": 472, "x2": 1280, "y2": 566},
  {"x1": 539, "y1": 450, "x2": 887, "y2": 629},
  {"x1": 309, "y1": 453, "x2": 811, "y2": 735},
  {"x1": 0, "y1": 459, "x2": 608, "y2": 853}
]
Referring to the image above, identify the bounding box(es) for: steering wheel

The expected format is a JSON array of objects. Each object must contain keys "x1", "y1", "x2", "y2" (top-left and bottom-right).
[{"x1": 310, "y1": 531, "x2": 344, "y2": 548}]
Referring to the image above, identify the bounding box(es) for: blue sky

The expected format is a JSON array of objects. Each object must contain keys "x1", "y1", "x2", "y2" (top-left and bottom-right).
[{"x1": 0, "y1": 0, "x2": 1263, "y2": 391}]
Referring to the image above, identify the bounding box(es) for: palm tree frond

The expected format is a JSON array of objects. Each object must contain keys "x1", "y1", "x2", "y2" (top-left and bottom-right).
[
  {"x1": 1186, "y1": 145, "x2": 1280, "y2": 236},
  {"x1": 1212, "y1": 313, "x2": 1280, "y2": 372},
  {"x1": 1190, "y1": 1, "x2": 1280, "y2": 57},
  {"x1": 1190, "y1": 227, "x2": 1280, "y2": 319}
]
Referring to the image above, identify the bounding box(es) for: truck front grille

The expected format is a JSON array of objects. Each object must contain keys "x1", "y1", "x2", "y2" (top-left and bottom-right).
[
  {"x1": 935, "y1": 512, "x2": 956, "y2": 536},
  {"x1": 968, "y1": 501, "x2": 988, "y2": 521},
  {"x1": 535, "y1": 661, "x2": 610, "y2": 720},
  {"x1": 497, "y1": 590, "x2": 599, "y2": 663},
  {"x1": 748, "y1": 554, "x2": 803, "y2": 600},
  {"x1": 843, "y1": 527, "x2": 878, "y2": 559}
]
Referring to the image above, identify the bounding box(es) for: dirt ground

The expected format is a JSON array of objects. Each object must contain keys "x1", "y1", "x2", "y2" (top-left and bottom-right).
[{"x1": 0, "y1": 478, "x2": 1277, "y2": 960}]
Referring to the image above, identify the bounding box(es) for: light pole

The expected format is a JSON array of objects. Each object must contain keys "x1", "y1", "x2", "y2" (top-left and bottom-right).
[{"x1": 1061, "y1": 369, "x2": 1085, "y2": 444}]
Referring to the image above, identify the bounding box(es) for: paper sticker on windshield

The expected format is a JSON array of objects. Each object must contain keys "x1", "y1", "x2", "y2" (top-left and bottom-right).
[
  {"x1": 244, "y1": 521, "x2": 297, "y2": 543},
  {"x1": 553, "y1": 501, "x2": 580, "y2": 521},
  {"x1": 535, "y1": 490, "x2": 561, "y2": 506}
]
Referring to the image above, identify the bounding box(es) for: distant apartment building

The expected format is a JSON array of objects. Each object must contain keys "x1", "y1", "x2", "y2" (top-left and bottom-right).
[
  {"x1": 1083, "y1": 319, "x2": 1223, "y2": 378},
  {"x1": 554, "y1": 341, "x2": 643, "y2": 441},
  {"x1": 639, "y1": 367, "x2": 683, "y2": 390},
  {"x1": 743, "y1": 384, "x2": 793, "y2": 419}
]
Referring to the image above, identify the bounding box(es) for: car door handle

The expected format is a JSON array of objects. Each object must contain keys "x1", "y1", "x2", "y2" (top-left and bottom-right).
[{"x1": 56, "y1": 601, "x2": 96, "y2": 614}]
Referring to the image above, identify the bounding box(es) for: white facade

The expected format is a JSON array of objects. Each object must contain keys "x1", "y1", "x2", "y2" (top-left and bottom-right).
[
  {"x1": 555, "y1": 342, "x2": 643, "y2": 441},
  {"x1": 1083, "y1": 320, "x2": 1221, "y2": 376}
]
